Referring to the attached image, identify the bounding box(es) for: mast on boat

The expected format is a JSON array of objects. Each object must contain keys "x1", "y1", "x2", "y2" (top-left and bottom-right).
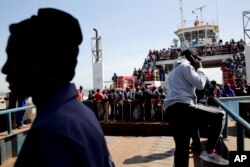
[
  {"x1": 179, "y1": 0, "x2": 185, "y2": 28},
  {"x1": 194, "y1": 5, "x2": 207, "y2": 26}
]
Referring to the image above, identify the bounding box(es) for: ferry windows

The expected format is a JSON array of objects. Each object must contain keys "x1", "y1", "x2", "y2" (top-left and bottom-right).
[
  {"x1": 192, "y1": 31, "x2": 198, "y2": 39},
  {"x1": 198, "y1": 30, "x2": 205, "y2": 39},
  {"x1": 191, "y1": 31, "x2": 198, "y2": 45},
  {"x1": 207, "y1": 29, "x2": 214, "y2": 38},
  {"x1": 178, "y1": 34, "x2": 184, "y2": 42},
  {"x1": 184, "y1": 32, "x2": 191, "y2": 42}
]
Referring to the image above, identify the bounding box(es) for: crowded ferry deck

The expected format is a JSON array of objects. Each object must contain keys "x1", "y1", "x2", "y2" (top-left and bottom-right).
[{"x1": 0, "y1": 2, "x2": 250, "y2": 166}]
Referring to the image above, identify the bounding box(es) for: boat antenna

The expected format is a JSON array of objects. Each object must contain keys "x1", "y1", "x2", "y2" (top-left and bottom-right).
[
  {"x1": 215, "y1": 0, "x2": 219, "y2": 25},
  {"x1": 179, "y1": 0, "x2": 184, "y2": 28},
  {"x1": 195, "y1": 5, "x2": 207, "y2": 25},
  {"x1": 215, "y1": 0, "x2": 220, "y2": 39}
]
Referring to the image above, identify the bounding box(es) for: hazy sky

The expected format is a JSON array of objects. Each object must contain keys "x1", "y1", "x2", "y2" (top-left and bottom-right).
[{"x1": 0, "y1": 0, "x2": 249, "y2": 92}]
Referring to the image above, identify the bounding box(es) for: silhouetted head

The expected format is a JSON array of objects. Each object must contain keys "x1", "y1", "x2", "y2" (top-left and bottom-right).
[{"x1": 2, "y1": 8, "x2": 83, "y2": 99}]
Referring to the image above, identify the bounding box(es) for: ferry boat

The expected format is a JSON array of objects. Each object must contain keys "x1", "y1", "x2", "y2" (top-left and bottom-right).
[{"x1": 132, "y1": 4, "x2": 249, "y2": 92}]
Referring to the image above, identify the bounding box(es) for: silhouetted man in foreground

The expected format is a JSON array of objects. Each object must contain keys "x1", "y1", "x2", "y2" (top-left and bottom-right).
[{"x1": 2, "y1": 8, "x2": 114, "y2": 167}]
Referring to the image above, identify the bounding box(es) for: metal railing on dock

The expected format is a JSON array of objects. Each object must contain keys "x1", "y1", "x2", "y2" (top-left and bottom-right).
[
  {"x1": 214, "y1": 97, "x2": 250, "y2": 151},
  {"x1": 0, "y1": 105, "x2": 35, "y2": 134}
]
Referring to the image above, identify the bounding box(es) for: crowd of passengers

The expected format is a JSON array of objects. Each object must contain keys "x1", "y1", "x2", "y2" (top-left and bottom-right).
[
  {"x1": 84, "y1": 80, "x2": 250, "y2": 122},
  {"x1": 222, "y1": 50, "x2": 246, "y2": 87},
  {"x1": 132, "y1": 38, "x2": 246, "y2": 87},
  {"x1": 132, "y1": 66, "x2": 165, "y2": 87},
  {"x1": 148, "y1": 38, "x2": 245, "y2": 60},
  {"x1": 85, "y1": 86, "x2": 166, "y2": 121}
]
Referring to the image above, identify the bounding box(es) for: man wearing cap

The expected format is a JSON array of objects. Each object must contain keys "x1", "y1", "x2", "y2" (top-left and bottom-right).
[
  {"x1": 2, "y1": 8, "x2": 114, "y2": 167},
  {"x1": 163, "y1": 49, "x2": 228, "y2": 166}
]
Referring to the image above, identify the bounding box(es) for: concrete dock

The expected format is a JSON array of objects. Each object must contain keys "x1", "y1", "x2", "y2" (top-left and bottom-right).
[{"x1": 1, "y1": 118, "x2": 250, "y2": 167}]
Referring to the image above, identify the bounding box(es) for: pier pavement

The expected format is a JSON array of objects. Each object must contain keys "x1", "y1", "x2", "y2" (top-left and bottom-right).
[
  {"x1": 0, "y1": 136, "x2": 175, "y2": 167},
  {"x1": 1, "y1": 117, "x2": 250, "y2": 167}
]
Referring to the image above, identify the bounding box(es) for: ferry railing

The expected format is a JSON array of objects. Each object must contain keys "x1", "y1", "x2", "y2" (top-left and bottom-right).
[
  {"x1": 157, "y1": 44, "x2": 243, "y2": 61},
  {"x1": 0, "y1": 105, "x2": 35, "y2": 134},
  {"x1": 214, "y1": 97, "x2": 250, "y2": 151},
  {"x1": 85, "y1": 99, "x2": 165, "y2": 122}
]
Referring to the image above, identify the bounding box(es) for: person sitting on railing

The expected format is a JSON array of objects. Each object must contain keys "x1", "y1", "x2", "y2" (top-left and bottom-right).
[
  {"x1": 1, "y1": 8, "x2": 114, "y2": 167},
  {"x1": 163, "y1": 49, "x2": 228, "y2": 166}
]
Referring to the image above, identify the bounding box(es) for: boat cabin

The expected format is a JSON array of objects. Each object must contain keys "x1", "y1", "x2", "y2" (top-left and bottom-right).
[{"x1": 175, "y1": 23, "x2": 219, "y2": 47}]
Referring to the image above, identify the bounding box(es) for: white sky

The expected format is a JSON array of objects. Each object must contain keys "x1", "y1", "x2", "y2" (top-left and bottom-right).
[{"x1": 0, "y1": 0, "x2": 249, "y2": 92}]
